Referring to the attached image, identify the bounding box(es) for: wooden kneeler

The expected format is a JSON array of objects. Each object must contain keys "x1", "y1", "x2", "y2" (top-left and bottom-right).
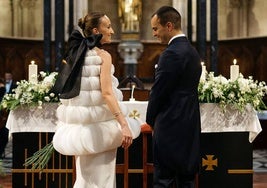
[
  {"x1": 72, "y1": 124, "x2": 154, "y2": 188},
  {"x1": 141, "y1": 124, "x2": 154, "y2": 188},
  {"x1": 115, "y1": 124, "x2": 153, "y2": 188},
  {"x1": 116, "y1": 147, "x2": 129, "y2": 187}
]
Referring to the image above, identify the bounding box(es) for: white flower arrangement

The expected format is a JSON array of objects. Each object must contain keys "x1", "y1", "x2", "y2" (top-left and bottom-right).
[
  {"x1": 0, "y1": 71, "x2": 59, "y2": 111},
  {"x1": 1, "y1": 70, "x2": 266, "y2": 113},
  {"x1": 198, "y1": 72, "x2": 267, "y2": 112}
]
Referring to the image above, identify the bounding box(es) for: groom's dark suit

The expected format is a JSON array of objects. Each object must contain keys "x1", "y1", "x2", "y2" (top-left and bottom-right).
[{"x1": 146, "y1": 36, "x2": 201, "y2": 187}]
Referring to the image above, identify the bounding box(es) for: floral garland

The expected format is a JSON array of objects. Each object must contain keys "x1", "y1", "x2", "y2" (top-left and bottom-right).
[
  {"x1": 198, "y1": 72, "x2": 267, "y2": 111},
  {"x1": 1, "y1": 71, "x2": 267, "y2": 113},
  {"x1": 0, "y1": 71, "x2": 59, "y2": 111}
]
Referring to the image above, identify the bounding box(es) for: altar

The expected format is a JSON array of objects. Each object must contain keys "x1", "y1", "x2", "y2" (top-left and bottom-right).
[
  {"x1": 198, "y1": 104, "x2": 261, "y2": 188},
  {"x1": 6, "y1": 101, "x2": 262, "y2": 188}
]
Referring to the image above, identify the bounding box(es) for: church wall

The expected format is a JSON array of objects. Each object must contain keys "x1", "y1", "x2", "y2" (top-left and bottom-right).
[
  {"x1": 218, "y1": 0, "x2": 267, "y2": 40},
  {"x1": 251, "y1": 0, "x2": 267, "y2": 37},
  {"x1": 1, "y1": 0, "x2": 267, "y2": 40},
  {"x1": 0, "y1": 0, "x2": 12, "y2": 36},
  {"x1": 140, "y1": 0, "x2": 172, "y2": 41},
  {"x1": 0, "y1": 0, "x2": 43, "y2": 38},
  {"x1": 86, "y1": 0, "x2": 172, "y2": 41},
  {"x1": 87, "y1": 0, "x2": 121, "y2": 40}
]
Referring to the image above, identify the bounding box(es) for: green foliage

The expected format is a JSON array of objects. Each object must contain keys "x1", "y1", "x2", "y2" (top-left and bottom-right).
[{"x1": 23, "y1": 142, "x2": 55, "y2": 172}]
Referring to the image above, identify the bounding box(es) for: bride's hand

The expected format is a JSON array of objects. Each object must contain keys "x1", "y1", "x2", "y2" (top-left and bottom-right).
[{"x1": 121, "y1": 125, "x2": 133, "y2": 149}]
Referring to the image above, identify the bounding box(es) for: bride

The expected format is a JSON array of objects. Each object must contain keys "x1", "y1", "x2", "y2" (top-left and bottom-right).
[{"x1": 52, "y1": 12, "x2": 140, "y2": 188}]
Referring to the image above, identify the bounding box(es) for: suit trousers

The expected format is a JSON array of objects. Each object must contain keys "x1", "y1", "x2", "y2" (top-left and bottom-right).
[
  {"x1": 0, "y1": 126, "x2": 9, "y2": 158},
  {"x1": 153, "y1": 164, "x2": 196, "y2": 188}
]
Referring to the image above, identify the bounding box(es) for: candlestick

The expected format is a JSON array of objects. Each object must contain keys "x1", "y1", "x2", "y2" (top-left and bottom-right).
[
  {"x1": 230, "y1": 59, "x2": 239, "y2": 81},
  {"x1": 130, "y1": 84, "x2": 135, "y2": 101},
  {"x1": 200, "y1": 62, "x2": 206, "y2": 81},
  {"x1": 28, "y1": 60, "x2": 38, "y2": 83}
]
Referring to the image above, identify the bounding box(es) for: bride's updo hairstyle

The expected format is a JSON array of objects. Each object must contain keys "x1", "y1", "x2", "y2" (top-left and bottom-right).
[{"x1": 78, "y1": 12, "x2": 105, "y2": 37}]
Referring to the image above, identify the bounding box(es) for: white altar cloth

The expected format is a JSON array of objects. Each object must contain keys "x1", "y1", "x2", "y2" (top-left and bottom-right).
[
  {"x1": 200, "y1": 103, "x2": 262, "y2": 143},
  {"x1": 6, "y1": 103, "x2": 58, "y2": 133},
  {"x1": 6, "y1": 102, "x2": 262, "y2": 142}
]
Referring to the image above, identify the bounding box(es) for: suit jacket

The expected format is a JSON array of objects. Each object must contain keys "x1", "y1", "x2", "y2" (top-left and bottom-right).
[
  {"x1": 6, "y1": 80, "x2": 17, "y2": 94},
  {"x1": 0, "y1": 87, "x2": 5, "y2": 101},
  {"x1": 146, "y1": 37, "x2": 201, "y2": 174}
]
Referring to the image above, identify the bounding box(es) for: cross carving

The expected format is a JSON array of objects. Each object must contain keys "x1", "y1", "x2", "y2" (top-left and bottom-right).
[{"x1": 202, "y1": 155, "x2": 218, "y2": 171}]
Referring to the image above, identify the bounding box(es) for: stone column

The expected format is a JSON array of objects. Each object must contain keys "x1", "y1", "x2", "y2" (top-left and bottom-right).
[
  {"x1": 210, "y1": 0, "x2": 218, "y2": 75},
  {"x1": 55, "y1": 0, "x2": 64, "y2": 70},
  {"x1": 229, "y1": 0, "x2": 249, "y2": 37},
  {"x1": 44, "y1": 0, "x2": 51, "y2": 72},
  {"x1": 74, "y1": 1, "x2": 88, "y2": 27},
  {"x1": 19, "y1": 0, "x2": 37, "y2": 37},
  {"x1": 187, "y1": 0, "x2": 193, "y2": 42},
  {"x1": 172, "y1": 0, "x2": 188, "y2": 37},
  {"x1": 197, "y1": 0, "x2": 207, "y2": 62},
  {"x1": 68, "y1": 0, "x2": 74, "y2": 35}
]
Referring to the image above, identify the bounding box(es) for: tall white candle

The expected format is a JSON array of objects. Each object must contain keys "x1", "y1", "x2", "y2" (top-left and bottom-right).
[
  {"x1": 230, "y1": 59, "x2": 239, "y2": 81},
  {"x1": 28, "y1": 60, "x2": 38, "y2": 83},
  {"x1": 200, "y1": 62, "x2": 206, "y2": 81}
]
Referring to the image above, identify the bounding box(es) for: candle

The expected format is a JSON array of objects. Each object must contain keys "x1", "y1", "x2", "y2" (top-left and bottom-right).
[
  {"x1": 28, "y1": 60, "x2": 38, "y2": 83},
  {"x1": 200, "y1": 62, "x2": 206, "y2": 80},
  {"x1": 230, "y1": 59, "x2": 239, "y2": 81}
]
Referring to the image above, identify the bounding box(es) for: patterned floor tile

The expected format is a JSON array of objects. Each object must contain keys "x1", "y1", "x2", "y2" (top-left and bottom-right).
[{"x1": 253, "y1": 149, "x2": 267, "y2": 172}]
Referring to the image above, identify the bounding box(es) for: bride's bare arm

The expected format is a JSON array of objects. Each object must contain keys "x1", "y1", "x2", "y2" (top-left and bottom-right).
[{"x1": 98, "y1": 49, "x2": 133, "y2": 148}]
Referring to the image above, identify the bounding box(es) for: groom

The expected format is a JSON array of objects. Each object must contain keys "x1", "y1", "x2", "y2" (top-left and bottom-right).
[{"x1": 146, "y1": 6, "x2": 201, "y2": 188}]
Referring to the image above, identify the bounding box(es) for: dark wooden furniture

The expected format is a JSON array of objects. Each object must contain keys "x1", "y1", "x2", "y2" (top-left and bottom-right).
[{"x1": 1, "y1": 37, "x2": 267, "y2": 85}]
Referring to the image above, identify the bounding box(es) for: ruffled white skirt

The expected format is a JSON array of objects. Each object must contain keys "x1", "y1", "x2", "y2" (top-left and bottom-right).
[
  {"x1": 52, "y1": 110, "x2": 141, "y2": 188},
  {"x1": 53, "y1": 117, "x2": 140, "y2": 156}
]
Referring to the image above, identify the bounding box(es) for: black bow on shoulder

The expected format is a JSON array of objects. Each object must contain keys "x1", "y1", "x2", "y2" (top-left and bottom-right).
[{"x1": 50, "y1": 30, "x2": 102, "y2": 99}]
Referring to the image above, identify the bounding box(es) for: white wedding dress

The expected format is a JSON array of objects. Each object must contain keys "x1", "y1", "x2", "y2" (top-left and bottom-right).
[{"x1": 52, "y1": 49, "x2": 140, "y2": 188}]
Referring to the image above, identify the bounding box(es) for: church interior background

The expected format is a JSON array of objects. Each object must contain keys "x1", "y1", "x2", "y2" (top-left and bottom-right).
[
  {"x1": 1, "y1": 0, "x2": 267, "y2": 187},
  {"x1": 1, "y1": 0, "x2": 267, "y2": 84},
  {"x1": 1, "y1": 0, "x2": 267, "y2": 83}
]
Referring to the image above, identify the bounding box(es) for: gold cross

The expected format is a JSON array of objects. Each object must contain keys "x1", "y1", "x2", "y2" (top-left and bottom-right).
[
  {"x1": 128, "y1": 109, "x2": 140, "y2": 119},
  {"x1": 202, "y1": 155, "x2": 218, "y2": 171}
]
